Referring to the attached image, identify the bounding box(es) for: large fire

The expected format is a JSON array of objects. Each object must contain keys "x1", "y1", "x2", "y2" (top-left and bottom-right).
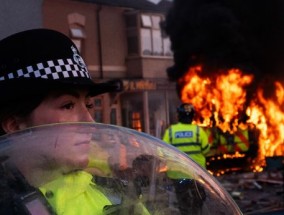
[{"x1": 178, "y1": 66, "x2": 284, "y2": 169}]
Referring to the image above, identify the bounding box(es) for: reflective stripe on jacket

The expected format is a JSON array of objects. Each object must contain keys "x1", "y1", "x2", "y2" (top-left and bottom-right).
[{"x1": 219, "y1": 128, "x2": 249, "y2": 153}]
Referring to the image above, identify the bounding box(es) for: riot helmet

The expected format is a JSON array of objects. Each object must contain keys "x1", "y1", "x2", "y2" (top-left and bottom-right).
[{"x1": 177, "y1": 103, "x2": 195, "y2": 123}]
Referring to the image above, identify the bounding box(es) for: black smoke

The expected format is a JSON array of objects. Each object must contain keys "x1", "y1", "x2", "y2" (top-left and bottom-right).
[{"x1": 163, "y1": 0, "x2": 284, "y2": 90}]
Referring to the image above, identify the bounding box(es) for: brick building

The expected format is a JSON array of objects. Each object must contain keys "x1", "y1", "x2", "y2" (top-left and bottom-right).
[{"x1": 1, "y1": 0, "x2": 180, "y2": 138}]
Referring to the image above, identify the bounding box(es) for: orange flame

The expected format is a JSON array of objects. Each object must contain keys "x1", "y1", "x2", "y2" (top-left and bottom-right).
[
  {"x1": 247, "y1": 82, "x2": 284, "y2": 159},
  {"x1": 179, "y1": 65, "x2": 284, "y2": 166},
  {"x1": 179, "y1": 66, "x2": 253, "y2": 132}
]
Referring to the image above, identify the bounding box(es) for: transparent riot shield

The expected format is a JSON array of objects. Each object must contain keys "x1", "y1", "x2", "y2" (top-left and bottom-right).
[{"x1": 0, "y1": 122, "x2": 242, "y2": 215}]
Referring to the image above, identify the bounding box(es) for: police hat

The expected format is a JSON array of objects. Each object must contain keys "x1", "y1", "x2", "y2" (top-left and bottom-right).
[{"x1": 0, "y1": 28, "x2": 122, "y2": 102}]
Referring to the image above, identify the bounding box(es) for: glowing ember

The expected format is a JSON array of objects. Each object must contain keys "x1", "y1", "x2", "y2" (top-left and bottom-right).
[{"x1": 178, "y1": 66, "x2": 284, "y2": 168}]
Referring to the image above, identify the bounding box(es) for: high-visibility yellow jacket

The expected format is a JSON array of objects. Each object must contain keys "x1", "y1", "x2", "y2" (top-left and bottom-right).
[
  {"x1": 39, "y1": 171, "x2": 111, "y2": 215},
  {"x1": 219, "y1": 128, "x2": 249, "y2": 153},
  {"x1": 39, "y1": 171, "x2": 150, "y2": 215},
  {"x1": 163, "y1": 123, "x2": 210, "y2": 169}
]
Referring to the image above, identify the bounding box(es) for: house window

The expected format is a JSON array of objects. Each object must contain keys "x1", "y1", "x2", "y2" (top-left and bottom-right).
[
  {"x1": 163, "y1": 37, "x2": 172, "y2": 56},
  {"x1": 68, "y1": 13, "x2": 86, "y2": 53},
  {"x1": 131, "y1": 112, "x2": 142, "y2": 131},
  {"x1": 70, "y1": 28, "x2": 85, "y2": 38},
  {"x1": 121, "y1": 92, "x2": 144, "y2": 132},
  {"x1": 69, "y1": 26, "x2": 86, "y2": 53},
  {"x1": 141, "y1": 15, "x2": 152, "y2": 27},
  {"x1": 152, "y1": 29, "x2": 163, "y2": 55},
  {"x1": 141, "y1": 28, "x2": 152, "y2": 55},
  {"x1": 125, "y1": 12, "x2": 172, "y2": 57}
]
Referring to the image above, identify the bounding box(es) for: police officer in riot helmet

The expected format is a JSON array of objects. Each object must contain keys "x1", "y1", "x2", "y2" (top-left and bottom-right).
[
  {"x1": 162, "y1": 103, "x2": 210, "y2": 215},
  {"x1": 163, "y1": 103, "x2": 210, "y2": 168}
]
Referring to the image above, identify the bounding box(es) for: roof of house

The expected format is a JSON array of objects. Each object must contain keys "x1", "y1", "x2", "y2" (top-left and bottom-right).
[{"x1": 73, "y1": 0, "x2": 172, "y2": 13}]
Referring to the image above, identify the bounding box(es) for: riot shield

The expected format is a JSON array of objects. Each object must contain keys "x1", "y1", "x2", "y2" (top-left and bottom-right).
[{"x1": 0, "y1": 122, "x2": 242, "y2": 215}]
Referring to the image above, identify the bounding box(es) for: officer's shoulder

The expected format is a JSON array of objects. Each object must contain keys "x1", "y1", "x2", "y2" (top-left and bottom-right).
[
  {"x1": 168, "y1": 122, "x2": 179, "y2": 127},
  {"x1": 198, "y1": 126, "x2": 208, "y2": 133}
]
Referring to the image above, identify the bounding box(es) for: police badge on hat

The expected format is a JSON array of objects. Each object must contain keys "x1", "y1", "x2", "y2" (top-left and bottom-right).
[{"x1": 71, "y1": 46, "x2": 86, "y2": 69}]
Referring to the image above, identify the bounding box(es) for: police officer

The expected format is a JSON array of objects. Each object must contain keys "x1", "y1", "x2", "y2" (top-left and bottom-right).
[
  {"x1": 162, "y1": 103, "x2": 210, "y2": 215},
  {"x1": 0, "y1": 28, "x2": 152, "y2": 215},
  {"x1": 163, "y1": 103, "x2": 210, "y2": 169}
]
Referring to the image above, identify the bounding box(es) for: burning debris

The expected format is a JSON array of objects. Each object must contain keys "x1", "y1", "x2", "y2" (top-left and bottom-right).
[
  {"x1": 163, "y1": 0, "x2": 284, "y2": 170},
  {"x1": 179, "y1": 65, "x2": 283, "y2": 172}
]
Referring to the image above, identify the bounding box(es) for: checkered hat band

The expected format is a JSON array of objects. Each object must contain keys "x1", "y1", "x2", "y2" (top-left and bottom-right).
[{"x1": 0, "y1": 58, "x2": 90, "y2": 81}]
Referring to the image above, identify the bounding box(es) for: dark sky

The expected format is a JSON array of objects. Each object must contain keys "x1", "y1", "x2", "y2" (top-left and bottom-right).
[{"x1": 163, "y1": 0, "x2": 284, "y2": 89}]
